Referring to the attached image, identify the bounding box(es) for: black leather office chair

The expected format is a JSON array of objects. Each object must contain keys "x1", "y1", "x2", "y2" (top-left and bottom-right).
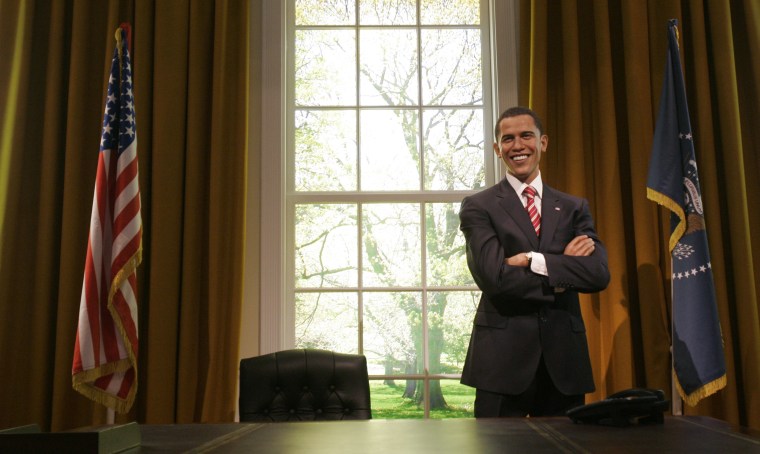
[{"x1": 239, "y1": 349, "x2": 372, "y2": 422}]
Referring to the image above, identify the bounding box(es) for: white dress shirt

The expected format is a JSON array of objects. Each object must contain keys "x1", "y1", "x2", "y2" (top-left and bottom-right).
[{"x1": 505, "y1": 172, "x2": 548, "y2": 276}]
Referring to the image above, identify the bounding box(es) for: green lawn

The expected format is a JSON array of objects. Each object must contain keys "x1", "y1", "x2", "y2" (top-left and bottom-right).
[{"x1": 370, "y1": 381, "x2": 475, "y2": 419}]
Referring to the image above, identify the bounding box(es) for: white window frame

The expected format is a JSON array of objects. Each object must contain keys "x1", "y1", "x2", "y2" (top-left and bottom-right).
[{"x1": 246, "y1": 0, "x2": 520, "y2": 413}]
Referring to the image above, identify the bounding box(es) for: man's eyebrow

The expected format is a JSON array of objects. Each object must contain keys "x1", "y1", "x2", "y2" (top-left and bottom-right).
[{"x1": 501, "y1": 130, "x2": 535, "y2": 140}]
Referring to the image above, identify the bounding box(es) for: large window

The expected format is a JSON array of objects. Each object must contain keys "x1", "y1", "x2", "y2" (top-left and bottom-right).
[{"x1": 255, "y1": 0, "x2": 519, "y2": 419}]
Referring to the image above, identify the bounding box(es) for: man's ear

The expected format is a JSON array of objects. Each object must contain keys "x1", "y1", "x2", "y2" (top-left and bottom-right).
[
  {"x1": 541, "y1": 135, "x2": 548, "y2": 152},
  {"x1": 493, "y1": 142, "x2": 500, "y2": 156}
]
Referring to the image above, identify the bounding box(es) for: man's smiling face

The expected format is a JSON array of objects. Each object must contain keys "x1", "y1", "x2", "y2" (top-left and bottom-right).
[{"x1": 493, "y1": 114, "x2": 548, "y2": 184}]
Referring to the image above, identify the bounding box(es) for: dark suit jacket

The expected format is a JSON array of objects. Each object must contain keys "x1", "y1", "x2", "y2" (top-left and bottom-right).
[{"x1": 459, "y1": 178, "x2": 610, "y2": 395}]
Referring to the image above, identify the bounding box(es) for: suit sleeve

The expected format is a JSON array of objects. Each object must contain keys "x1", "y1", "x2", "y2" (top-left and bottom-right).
[
  {"x1": 543, "y1": 198, "x2": 610, "y2": 293},
  {"x1": 459, "y1": 195, "x2": 553, "y2": 303}
]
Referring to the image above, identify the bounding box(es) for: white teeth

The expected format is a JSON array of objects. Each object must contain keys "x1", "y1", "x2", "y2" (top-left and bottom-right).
[{"x1": 512, "y1": 155, "x2": 527, "y2": 161}]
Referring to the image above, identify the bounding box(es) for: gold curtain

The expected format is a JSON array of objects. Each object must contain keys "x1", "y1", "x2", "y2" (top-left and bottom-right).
[
  {"x1": 520, "y1": 0, "x2": 760, "y2": 429},
  {"x1": 0, "y1": 0, "x2": 248, "y2": 430}
]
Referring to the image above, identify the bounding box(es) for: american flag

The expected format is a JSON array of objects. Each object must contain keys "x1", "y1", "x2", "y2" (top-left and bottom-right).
[{"x1": 72, "y1": 25, "x2": 142, "y2": 414}]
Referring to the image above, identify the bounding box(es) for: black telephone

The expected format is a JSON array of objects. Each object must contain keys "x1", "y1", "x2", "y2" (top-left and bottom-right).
[{"x1": 566, "y1": 388, "x2": 670, "y2": 427}]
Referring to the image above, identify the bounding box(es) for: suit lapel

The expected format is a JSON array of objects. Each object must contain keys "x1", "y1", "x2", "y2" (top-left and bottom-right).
[{"x1": 496, "y1": 179, "x2": 540, "y2": 249}]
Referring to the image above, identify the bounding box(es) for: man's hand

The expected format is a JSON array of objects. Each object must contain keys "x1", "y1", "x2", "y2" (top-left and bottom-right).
[
  {"x1": 504, "y1": 253, "x2": 531, "y2": 267},
  {"x1": 564, "y1": 235, "x2": 595, "y2": 256}
]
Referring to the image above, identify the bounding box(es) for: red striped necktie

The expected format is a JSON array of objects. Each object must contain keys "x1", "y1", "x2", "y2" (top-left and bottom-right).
[{"x1": 523, "y1": 186, "x2": 541, "y2": 236}]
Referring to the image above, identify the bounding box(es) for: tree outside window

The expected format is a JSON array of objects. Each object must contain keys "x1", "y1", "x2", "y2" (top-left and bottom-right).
[{"x1": 289, "y1": 0, "x2": 490, "y2": 418}]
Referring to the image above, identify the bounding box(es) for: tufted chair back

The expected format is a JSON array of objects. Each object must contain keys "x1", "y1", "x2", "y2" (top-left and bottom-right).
[{"x1": 239, "y1": 349, "x2": 372, "y2": 422}]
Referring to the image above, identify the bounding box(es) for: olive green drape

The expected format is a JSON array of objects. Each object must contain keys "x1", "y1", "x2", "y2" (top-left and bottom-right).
[
  {"x1": 0, "y1": 0, "x2": 248, "y2": 430},
  {"x1": 520, "y1": 0, "x2": 760, "y2": 429}
]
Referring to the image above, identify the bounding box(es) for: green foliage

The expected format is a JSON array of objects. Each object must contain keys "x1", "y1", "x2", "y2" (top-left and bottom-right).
[{"x1": 370, "y1": 381, "x2": 475, "y2": 419}]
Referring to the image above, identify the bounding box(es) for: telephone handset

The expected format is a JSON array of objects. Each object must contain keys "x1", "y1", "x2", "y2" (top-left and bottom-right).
[{"x1": 566, "y1": 388, "x2": 670, "y2": 427}]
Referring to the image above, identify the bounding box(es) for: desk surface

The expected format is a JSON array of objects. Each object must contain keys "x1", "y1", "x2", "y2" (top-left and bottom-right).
[{"x1": 139, "y1": 416, "x2": 760, "y2": 453}]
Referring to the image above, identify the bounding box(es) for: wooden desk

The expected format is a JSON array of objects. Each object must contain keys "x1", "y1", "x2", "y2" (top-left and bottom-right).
[{"x1": 139, "y1": 416, "x2": 760, "y2": 453}]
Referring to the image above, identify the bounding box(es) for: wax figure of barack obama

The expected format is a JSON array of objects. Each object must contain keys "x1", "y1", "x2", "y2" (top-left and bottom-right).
[{"x1": 459, "y1": 107, "x2": 610, "y2": 417}]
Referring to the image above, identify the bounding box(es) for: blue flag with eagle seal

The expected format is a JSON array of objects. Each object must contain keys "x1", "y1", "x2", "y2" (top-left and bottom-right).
[{"x1": 646, "y1": 19, "x2": 726, "y2": 407}]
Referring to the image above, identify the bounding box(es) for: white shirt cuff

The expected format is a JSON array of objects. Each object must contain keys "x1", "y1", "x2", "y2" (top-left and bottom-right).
[{"x1": 529, "y1": 252, "x2": 548, "y2": 276}]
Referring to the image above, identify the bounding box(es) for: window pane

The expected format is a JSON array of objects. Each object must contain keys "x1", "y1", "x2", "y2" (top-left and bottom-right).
[
  {"x1": 362, "y1": 204, "x2": 421, "y2": 286},
  {"x1": 370, "y1": 379, "x2": 424, "y2": 419},
  {"x1": 295, "y1": 292, "x2": 358, "y2": 352},
  {"x1": 421, "y1": 29, "x2": 482, "y2": 105},
  {"x1": 296, "y1": 30, "x2": 356, "y2": 106},
  {"x1": 429, "y1": 380, "x2": 475, "y2": 418},
  {"x1": 295, "y1": 110, "x2": 357, "y2": 191},
  {"x1": 364, "y1": 291, "x2": 422, "y2": 377},
  {"x1": 359, "y1": 0, "x2": 416, "y2": 25},
  {"x1": 360, "y1": 29, "x2": 419, "y2": 106},
  {"x1": 420, "y1": 0, "x2": 479, "y2": 25},
  {"x1": 423, "y1": 109, "x2": 485, "y2": 190},
  {"x1": 360, "y1": 110, "x2": 420, "y2": 190},
  {"x1": 295, "y1": 0, "x2": 355, "y2": 26},
  {"x1": 295, "y1": 204, "x2": 358, "y2": 287},
  {"x1": 427, "y1": 291, "x2": 478, "y2": 375},
  {"x1": 426, "y1": 203, "x2": 473, "y2": 286}
]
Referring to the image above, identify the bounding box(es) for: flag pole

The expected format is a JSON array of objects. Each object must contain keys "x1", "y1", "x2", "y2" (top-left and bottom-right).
[
  {"x1": 671, "y1": 374, "x2": 683, "y2": 415},
  {"x1": 670, "y1": 265, "x2": 682, "y2": 416}
]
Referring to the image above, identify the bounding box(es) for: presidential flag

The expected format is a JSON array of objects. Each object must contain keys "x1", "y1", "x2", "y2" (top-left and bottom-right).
[
  {"x1": 72, "y1": 25, "x2": 142, "y2": 414},
  {"x1": 646, "y1": 19, "x2": 726, "y2": 407}
]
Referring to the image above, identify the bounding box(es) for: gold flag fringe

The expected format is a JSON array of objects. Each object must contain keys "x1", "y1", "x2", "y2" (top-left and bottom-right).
[
  {"x1": 675, "y1": 373, "x2": 727, "y2": 407},
  {"x1": 646, "y1": 187, "x2": 686, "y2": 252},
  {"x1": 72, "y1": 243, "x2": 141, "y2": 414}
]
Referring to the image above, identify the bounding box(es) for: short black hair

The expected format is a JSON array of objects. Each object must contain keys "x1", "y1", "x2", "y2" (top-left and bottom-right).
[{"x1": 494, "y1": 106, "x2": 545, "y2": 139}]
